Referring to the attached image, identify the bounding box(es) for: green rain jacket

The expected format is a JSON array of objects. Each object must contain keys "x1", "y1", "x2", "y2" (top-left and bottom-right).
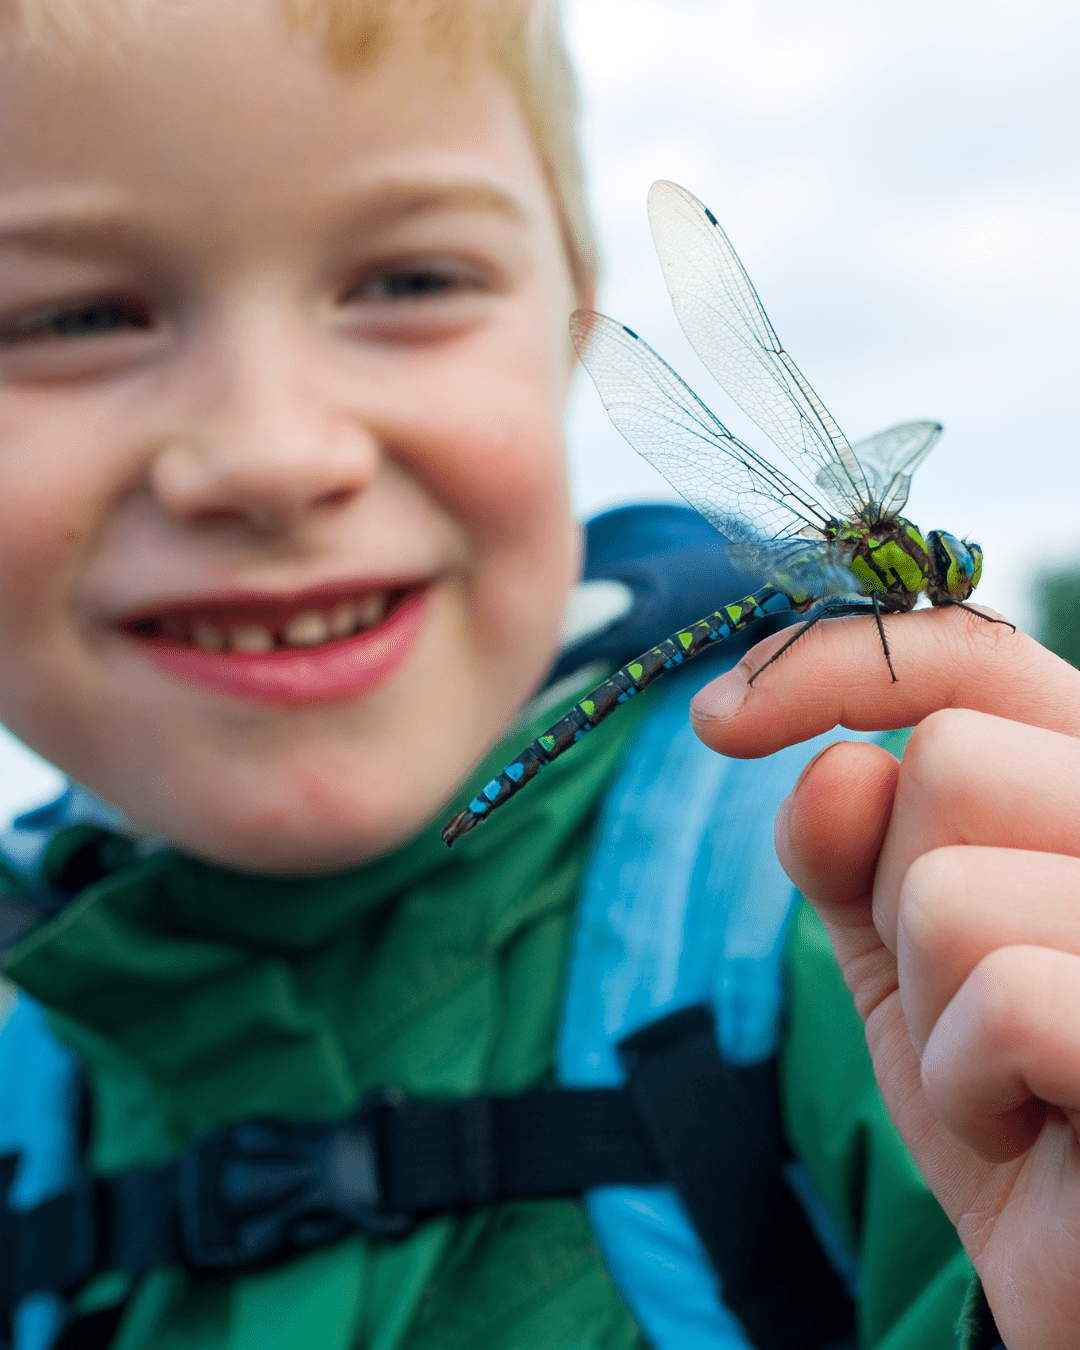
[{"x1": 0, "y1": 684, "x2": 984, "y2": 1350}]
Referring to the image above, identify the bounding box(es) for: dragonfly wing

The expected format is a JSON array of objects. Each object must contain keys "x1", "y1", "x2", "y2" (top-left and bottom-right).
[
  {"x1": 571, "y1": 310, "x2": 836, "y2": 549},
  {"x1": 838, "y1": 420, "x2": 943, "y2": 517},
  {"x1": 647, "y1": 180, "x2": 872, "y2": 518},
  {"x1": 728, "y1": 538, "x2": 861, "y2": 601}
]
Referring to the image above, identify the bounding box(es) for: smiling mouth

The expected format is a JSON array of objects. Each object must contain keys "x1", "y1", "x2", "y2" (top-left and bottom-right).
[{"x1": 124, "y1": 584, "x2": 415, "y2": 655}]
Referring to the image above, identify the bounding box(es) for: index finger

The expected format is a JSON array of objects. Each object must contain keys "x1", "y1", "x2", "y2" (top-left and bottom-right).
[{"x1": 689, "y1": 604, "x2": 1080, "y2": 758}]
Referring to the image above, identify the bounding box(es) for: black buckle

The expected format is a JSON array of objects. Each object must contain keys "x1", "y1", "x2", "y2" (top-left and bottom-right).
[{"x1": 177, "y1": 1089, "x2": 412, "y2": 1271}]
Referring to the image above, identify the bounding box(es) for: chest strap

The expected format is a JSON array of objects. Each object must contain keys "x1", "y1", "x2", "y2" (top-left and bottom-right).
[{"x1": 1, "y1": 1006, "x2": 854, "y2": 1350}]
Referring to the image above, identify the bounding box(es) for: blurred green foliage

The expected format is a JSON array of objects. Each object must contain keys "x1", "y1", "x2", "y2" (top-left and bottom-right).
[{"x1": 1035, "y1": 566, "x2": 1080, "y2": 669}]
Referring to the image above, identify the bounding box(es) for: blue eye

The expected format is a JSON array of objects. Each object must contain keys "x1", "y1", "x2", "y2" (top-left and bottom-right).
[
  {"x1": 385, "y1": 272, "x2": 453, "y2": 296},
  {"x1": 46, "y1": 300, "x2": 150, "y2": 338},
  {"x1": 0, "y1": 297, "x2": 151, "y2": 345},
  {"x1": 364, "y1": 271, "x2": 457, "y2": 298}
]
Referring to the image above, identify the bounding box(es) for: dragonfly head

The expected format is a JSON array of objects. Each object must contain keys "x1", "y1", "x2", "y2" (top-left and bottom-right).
[{"x1": 926, "y1": 530, "x2": 982, "y2": 605}]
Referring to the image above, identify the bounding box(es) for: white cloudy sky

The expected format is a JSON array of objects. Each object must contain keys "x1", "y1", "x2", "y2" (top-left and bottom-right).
[
  {"x1": 565, "y1": 0, "x2": 1080, "y2": 616},
  {"x1": 0, "y1": 0, "x2": 1077, "y2": 821}
]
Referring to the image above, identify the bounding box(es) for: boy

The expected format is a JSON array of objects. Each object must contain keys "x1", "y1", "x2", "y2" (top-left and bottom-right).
[{"x1": 0, "y1": 1, "x2": 1052, "y2": 1346}]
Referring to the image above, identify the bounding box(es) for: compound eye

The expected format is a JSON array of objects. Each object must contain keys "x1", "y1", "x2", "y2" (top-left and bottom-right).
[
  {"x1": 968, "y1": 543, "x2": 984, "y2": 590},
  {"x1": 928, "y1": 529, "x2": 977, "y2": 599}
]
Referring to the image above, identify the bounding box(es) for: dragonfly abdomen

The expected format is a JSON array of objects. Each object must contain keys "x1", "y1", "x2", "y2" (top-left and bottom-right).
[{"x1": 441, "y1": 583, "x2": 791, "y2": 845}]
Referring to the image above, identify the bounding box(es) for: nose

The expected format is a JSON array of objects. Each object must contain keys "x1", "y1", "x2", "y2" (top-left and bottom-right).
[{"x1": 151, "y1": 317, "x2": 378, "y2": 536}]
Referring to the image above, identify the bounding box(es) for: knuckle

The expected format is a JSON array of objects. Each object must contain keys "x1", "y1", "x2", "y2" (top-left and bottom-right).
[
  {"x1": 904, "y1": 707, "x2": 982, "y2": 779},
  {"x1": 899, "y1": 847, "x2": 970, "y2": 955},
  {"x1": 901, "y1": 708, "x2": 1004, "y2": 817},
  {"x1": 966, "y1": 946, "x2": 1044, "y2": 1049}
]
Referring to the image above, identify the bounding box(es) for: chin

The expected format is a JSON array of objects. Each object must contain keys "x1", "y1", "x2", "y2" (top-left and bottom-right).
[
  {"x1": 162, "y1": 820, "x2": 412, "y2": 876},
  {"x1": 74, "y1": 632, "x2": 543, "y2": 874},
  {"x1": 138, "y1": 781, "x2": 441, "y2": 875},
  {"x1": 209, "y1": 838, "x2": 401, "y2": 877}
]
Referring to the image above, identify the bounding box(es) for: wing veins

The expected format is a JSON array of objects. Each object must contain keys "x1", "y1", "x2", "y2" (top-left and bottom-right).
[
  {"x1": 648, "y1": 181, "x2": 875, "y2": 515},
  {"x1": 571, "y1": 311, "x2": 835, "y2": 545}
]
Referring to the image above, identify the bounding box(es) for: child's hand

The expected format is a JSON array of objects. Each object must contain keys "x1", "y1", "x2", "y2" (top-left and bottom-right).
[{"x1": 691, "y1": 606, "x2": 1080, "y2": 1350}]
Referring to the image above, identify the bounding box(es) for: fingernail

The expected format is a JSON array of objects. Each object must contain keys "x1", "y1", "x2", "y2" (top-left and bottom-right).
[{"x1": 690, "y1": 671, "x2": 748, "y2": 721}]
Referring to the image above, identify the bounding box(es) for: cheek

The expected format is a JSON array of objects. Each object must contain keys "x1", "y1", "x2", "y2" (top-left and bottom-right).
[
  {"x1": 387, "y1": 326, "x2": 576, "y2": 639},
  {"x1": 0, "y1": 429, "x2": 92, "y2": 637},
  {"x1": 0, "y1": 393, "x2": 138, "y2": 747},
  {"x1": 0, "y1": 378, "x2": 149, "y2": 614},
  {"x1": 448, "y1": 391, "x2": 573, "y2": 647}
]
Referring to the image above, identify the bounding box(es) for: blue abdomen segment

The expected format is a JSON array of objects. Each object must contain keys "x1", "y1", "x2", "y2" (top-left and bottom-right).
[{"x1": 443, "y1": 583, "x2": 788, "y2": 845}]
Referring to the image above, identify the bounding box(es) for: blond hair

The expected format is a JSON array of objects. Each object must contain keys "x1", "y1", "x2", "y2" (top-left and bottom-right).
[{"x1": 11, "y1": 0, "x2": 596, "y2": 302}]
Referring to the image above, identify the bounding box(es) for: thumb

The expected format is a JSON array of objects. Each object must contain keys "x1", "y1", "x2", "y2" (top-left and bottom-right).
[{"x1": 778, "y1": 739, "x2": 901, "y2": 1019}]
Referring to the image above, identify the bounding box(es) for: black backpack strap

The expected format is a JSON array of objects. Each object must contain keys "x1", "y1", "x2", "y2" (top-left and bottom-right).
[
  {"x1": 2, "y1": 1006, "x2": 855, "y2": 1349},
  {"x1": 0, "y1": 1087, "x2": 668, "y2": 1305},
  {"x1": 619, "y1": 1006, "x2": 856, "y2": 1350}
]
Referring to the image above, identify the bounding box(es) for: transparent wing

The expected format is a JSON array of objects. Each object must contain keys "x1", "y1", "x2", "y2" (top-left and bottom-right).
[
  {"x1": 731, "y1": 547, "x2": 863, "y2": 602},
  {"x1": 571, "y1": 309, "x2": 840, "y2": 560},
  {"x1": 828, "y1": 420, "x2": 943, "y2": 518},
  {"x1": 647, "y1": 180, "x2": 873, "y2": 518}
]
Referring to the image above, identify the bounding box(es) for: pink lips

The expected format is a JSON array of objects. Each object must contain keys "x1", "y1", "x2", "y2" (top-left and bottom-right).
[{"x1": 137, "y1": 588, "x2": 427, "y2": 705}]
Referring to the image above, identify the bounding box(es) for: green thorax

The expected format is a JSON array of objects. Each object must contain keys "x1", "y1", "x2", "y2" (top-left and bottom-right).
[{"x1": 828, "y1": 514, "x2": 931, "y2": 610}]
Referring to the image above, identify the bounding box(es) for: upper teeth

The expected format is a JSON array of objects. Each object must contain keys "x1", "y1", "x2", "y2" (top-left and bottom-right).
[
  {"x1": 178, "y1": 594, "x2": 388, "y2": 653},
  {"x1": 283, "y1": 611, "x2": 330, "y2": 646},
  {"x1": 193, "y1": 622, "x2": 225, "y2": 651},
  {"x1": 354, "y1": 594, "x2": 386, "y2": 627},
  {"x1": 230, "y1": 624, "x2": 275, "y2": 653},
  {"x1": 329, "y1": 603, "x2": 360, "y2": 637}
]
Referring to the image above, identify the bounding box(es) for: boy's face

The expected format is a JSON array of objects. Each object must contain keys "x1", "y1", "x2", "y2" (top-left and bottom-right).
[{"x1": 0, "y1": 3, "x2": 579, "y2": 871}]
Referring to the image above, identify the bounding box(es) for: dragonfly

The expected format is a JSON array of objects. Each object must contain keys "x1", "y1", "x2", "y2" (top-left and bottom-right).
[{"x1": 442, "y1": 180, "x2": 1010, "y2": 848}]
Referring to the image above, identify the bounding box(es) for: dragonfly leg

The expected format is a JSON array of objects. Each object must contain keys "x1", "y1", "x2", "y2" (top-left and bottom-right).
[
  {"x1": 951, "y1": 601, "x2": 1017, "y2": 633},
  {"x1": 870, "y1": 591, "x2": 898, "y2": 683},
  {"x1": 746, "y1": 603, "x2": 853, "y2": 686}
]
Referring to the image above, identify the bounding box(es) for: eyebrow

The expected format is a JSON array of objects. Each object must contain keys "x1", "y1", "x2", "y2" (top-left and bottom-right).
[
  {"x1": 0, "y1": 178, "x2": 532, "y2": 255},
  {"x1": 354, "y1": 180, "x2": 532, "y2": 231},
  {"x1": 0, "y1": 196, "x2": 149, "y2": 256}
]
